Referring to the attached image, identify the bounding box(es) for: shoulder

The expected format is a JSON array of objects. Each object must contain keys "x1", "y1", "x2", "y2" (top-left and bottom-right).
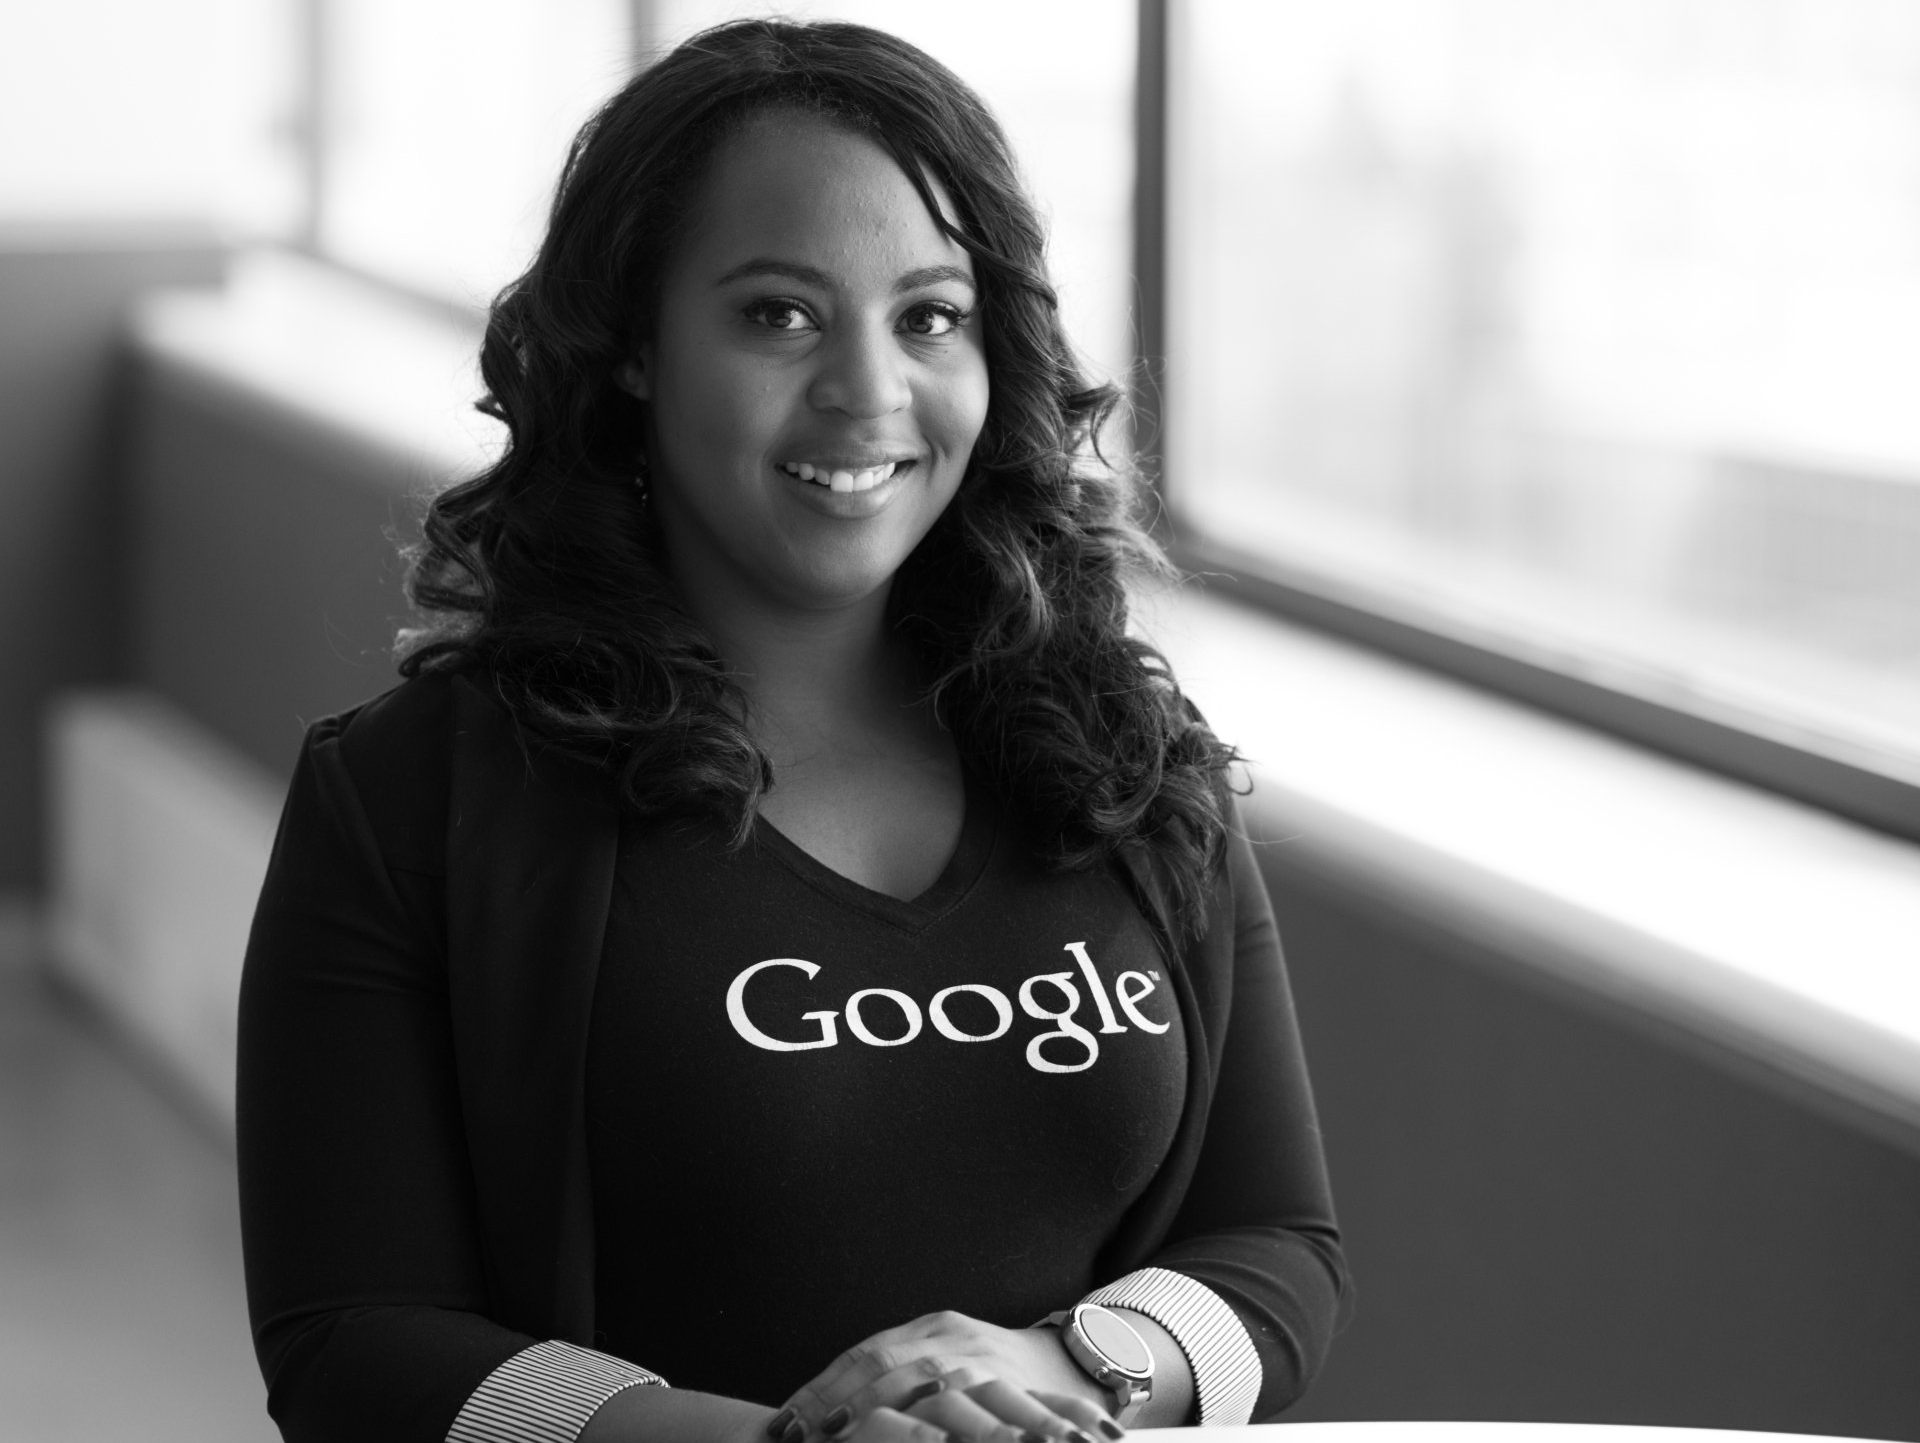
[
  {"x1": 1220, "y1": 797, "x2": 1277, "y2": 930},
  {"x1": 311, "y1": 670, "x2": 463, "y2": 874}
]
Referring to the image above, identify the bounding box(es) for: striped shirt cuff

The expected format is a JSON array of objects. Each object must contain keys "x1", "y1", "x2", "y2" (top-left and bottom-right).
[
  {"x1": 446, "y1": 1339, "x2": 667, "y2": 1443},
  {"x1": 1082, "y1": 1267, "x2": 1261, "y2": 1426}
]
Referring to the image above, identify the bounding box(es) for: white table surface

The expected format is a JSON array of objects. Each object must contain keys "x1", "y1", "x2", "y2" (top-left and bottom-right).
[{"x1": 1147, "y1": 1424, "x2": 1880, "y2": 1442}]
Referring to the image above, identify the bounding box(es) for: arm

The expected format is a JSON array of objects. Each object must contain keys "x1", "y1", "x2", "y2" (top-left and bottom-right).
[
  {"x1": 239, "y1": 706, "x2": 669, "y2": 1441},
  {"x1": 1090, "y1": 813, "x2": 1350, "y2": 1424}
]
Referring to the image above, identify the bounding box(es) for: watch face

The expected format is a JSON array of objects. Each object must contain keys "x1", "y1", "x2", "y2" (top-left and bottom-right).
[{"x1": 1079, "y1": 1306, "x2": 1153, "y2": 1376}]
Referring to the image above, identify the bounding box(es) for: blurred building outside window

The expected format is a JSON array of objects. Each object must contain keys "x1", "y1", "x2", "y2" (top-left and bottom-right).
[{"x1": 1166, "y1": 0, "x2": 1920, "y2": 797}]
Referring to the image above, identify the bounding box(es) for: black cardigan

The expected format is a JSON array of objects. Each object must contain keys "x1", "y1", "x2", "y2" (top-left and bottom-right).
[{"x1": 236, "y1": 670, "x2": 1350, "y2": 1442}]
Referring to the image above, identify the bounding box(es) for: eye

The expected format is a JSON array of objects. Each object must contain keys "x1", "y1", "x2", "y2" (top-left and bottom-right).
[
  {"x1": 900, "y1": 301, "x2": 969, "y2": 338},
  {"x1": 743, "y1": 298, "x2": 815, "y2": 332}
]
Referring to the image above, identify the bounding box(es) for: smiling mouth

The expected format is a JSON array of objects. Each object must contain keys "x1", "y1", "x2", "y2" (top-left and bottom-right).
[{"x1": 779, "y1": 459, "x2": 915, "y2": 494}]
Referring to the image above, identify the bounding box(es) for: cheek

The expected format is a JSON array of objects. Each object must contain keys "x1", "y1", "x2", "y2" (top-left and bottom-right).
[
  {"x1": 657, "y1": 352, "x2": 783, "y2": 464},
  {"x1": 926, "y1": 354, "x2": 991, "y2": 460}
]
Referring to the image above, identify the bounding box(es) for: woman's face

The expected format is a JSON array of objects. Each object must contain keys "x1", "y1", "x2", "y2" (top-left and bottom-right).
[{"x1": 622, "y1": 113, "x2": 990, "y2": 621}]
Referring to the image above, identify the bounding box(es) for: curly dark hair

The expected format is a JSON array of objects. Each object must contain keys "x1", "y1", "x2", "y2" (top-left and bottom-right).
[{"x1": 399, "y1": 17, "x2": 1238, "y2": 934}]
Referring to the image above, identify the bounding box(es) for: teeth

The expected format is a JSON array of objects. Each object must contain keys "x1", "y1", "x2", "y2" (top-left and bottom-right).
[{"x1": 782, "y1": 460, "x2": 900, "y2": 492}]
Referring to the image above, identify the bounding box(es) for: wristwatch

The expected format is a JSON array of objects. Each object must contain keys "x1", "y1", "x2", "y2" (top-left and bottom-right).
[{"x1": 1044, "y1": 1303, "x2": 1154, "y2": 1421}]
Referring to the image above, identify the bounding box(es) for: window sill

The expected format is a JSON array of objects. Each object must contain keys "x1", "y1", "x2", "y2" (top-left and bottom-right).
[
  {"x1": 127, "y1": 247, "x2": 495, "y2": 487},
  {"x1": 125, "y1": 248, "x2": 1920, "y2": 1157},
  {"x1": 1147, "y1": 586, "x2": 1920, "y2": 1155}
]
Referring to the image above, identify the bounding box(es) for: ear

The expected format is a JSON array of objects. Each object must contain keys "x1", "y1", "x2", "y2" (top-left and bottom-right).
[{"x1": 615, "y1": 358, "x2": 650, "y2": 401}]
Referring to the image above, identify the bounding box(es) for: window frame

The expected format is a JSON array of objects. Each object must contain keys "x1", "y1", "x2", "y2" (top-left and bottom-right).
[{"x1": 1133, "y1": 0, "x2": 1920, "y2": 845}]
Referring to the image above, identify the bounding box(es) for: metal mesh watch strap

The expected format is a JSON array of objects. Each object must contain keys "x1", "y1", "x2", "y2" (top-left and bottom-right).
[
  {"x1": 1081, "y1": 1267, "x2": 1262, "y2": 1426},
  {"x1": 445, "y1": 1339, "x2": 668, "y2": 1443}
]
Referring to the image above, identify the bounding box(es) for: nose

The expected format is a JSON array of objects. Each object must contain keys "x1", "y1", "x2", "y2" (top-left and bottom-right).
[{"x1": 806, "y1": 319, "x2": 912, "y2": 419}]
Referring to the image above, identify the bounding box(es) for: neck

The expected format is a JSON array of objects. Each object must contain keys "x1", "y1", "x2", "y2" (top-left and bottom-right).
[{"x1": 679, "y1": 579, "x2": 921, "y2": 766}]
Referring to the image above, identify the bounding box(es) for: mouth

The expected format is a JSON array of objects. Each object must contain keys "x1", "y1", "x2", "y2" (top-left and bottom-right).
[{"x1": 778, "y1": 458, "x2": 917, "y2": 494}]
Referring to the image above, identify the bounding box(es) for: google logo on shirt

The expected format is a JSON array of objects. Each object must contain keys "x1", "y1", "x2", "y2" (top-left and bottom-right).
[{"x1": 724, "y1": 942, "x2": 1170, "y2": 1075}]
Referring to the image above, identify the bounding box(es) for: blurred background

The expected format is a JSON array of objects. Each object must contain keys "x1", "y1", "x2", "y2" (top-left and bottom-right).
[{"x1": 3, "y1": 2, "x2": 1919, "y2": 1440}]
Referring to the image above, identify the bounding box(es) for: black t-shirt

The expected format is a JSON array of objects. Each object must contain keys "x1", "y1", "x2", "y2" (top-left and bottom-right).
[{"x1": 584, "y1": 784, "x2": 1189, "y2": 1405}]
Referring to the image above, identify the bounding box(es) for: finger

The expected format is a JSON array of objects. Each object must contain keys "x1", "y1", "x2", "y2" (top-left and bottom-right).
[
  {"x1": 794, "y1": 1332, "x2": 964, "y2": 1435},
  {"x1": 843, "y1": 1405, "x2": 954, "y2": 1443},
  {"x1": 954, "y1": 1380, "x2": 1089, "y2": 1439},
  {"x1": 802, "y1": 1352, "x2": 947, "y2": 1437},
  {"x1": 832, "y1": 1353, "x2": 1008, "y2": 1438},
  {"x1": 1026, "y1": 1391, "x2": 1121, "y2": 1443},
  {"x1": 789, "y1": 1314, "x2": 966, "y2": 1430},
  {"x1": 908, "y1": 1386, "x2": 1033, "y2": 1443}
]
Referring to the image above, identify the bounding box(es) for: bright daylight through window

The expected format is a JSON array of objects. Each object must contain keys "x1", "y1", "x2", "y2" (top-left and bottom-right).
[
  {"x1": 1166, "y1": 0, "x2": 1920, "y2": 797},
  {"x1": 320, "y1": 0, "x2": 632, "y2": 305}
]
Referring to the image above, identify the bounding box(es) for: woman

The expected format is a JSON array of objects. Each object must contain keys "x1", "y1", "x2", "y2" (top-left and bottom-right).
[{"x1": 237, "y1": 19, "x2": 1347, "y2": 1443}]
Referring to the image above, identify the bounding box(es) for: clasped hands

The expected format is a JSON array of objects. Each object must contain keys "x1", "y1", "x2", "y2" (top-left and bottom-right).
[{"x1": 761, "y1": 1310, "x2": 1123, "y2": 1443}]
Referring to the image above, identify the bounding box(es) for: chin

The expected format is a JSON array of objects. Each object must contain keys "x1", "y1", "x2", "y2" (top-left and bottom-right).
[{"x1": 776, "y1": 561, "x2": 904, "y2": 613}]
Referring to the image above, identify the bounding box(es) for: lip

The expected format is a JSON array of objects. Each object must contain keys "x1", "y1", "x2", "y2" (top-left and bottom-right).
[
  {"x1": 774, "y1": 457, "x2": 912, "y2": 519},
  {"x1": 780, "y1": 452, "x2": 919, "y2": 471}
]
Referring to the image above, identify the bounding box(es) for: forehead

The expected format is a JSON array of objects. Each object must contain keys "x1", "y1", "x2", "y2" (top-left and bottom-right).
[{"x1": 674, "y1": 113, "x2": 973, "y2": 285}]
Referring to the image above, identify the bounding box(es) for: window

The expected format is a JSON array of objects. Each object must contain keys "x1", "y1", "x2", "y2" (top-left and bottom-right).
[
  {"x1": 1158, "y1": 0, "x2": 1920, "y2": 836},
  {"x1": 0, "y1": 0, "x2": 297, "y2": 234},
  {"x1": 317, "y1": 0, "x2": 631, "y2": 306}
]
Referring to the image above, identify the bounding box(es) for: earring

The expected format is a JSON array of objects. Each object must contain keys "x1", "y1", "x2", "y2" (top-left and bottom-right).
[{"x1": 633, "y1": 449, "x2": 652, "y2": 503}]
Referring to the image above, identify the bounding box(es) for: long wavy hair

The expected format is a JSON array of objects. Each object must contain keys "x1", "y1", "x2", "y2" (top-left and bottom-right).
[{"x1": 400, "y1": 18, "x2": 1238, "y2": 935}]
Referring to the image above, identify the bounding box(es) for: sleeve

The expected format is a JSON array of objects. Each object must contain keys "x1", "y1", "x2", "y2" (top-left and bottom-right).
[
  {"x1": 1090, "y1": 817, "x2": 1350, "y2": 1425},
  {"x1": 1079, "y1": 1266, "x2": 1262, "y2": 1426},
  {"x1": 236, "y1": 715, "x2": 663, "y2": 1442},
  {"x1": 447, "y1": 1342, "x2": 666, "y2": 1442}
]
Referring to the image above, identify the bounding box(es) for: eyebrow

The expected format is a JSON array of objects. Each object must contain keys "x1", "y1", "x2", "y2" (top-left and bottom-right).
[{"x1": 712, "y1": 259, "x2": 977, "y2": 296}]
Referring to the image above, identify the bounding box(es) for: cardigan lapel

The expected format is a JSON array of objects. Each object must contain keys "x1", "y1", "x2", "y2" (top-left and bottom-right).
[{"x1": 445, "y1": 674, "x2": 618, "y2": 1342}]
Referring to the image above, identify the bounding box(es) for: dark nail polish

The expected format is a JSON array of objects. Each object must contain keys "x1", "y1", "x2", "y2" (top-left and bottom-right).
[
  {"x1": 905, "y1": 1379, "x2": 945, "y2": 1405},
  {"x1": 1022, "y1": 1433, "x2": 1049, "y2": 1443},
  {"x1": 767, "y1": 1409, "x2": 798, "y2": 1441},
  {"x1": 1099, "y1": 1422, "x2": 1126, "y2": 1440},
  {"x1": 780, "y1": 1418, "x2": 806, "y2": 1443},
  {"x1": 822, "y1": 1406, "x2": 852, "y2": 1437}
]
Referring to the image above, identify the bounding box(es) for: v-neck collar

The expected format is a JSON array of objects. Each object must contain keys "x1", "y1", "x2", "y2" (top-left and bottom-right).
[{"x1": 751, "y1": 776, "x2": 996, "y2": 933}]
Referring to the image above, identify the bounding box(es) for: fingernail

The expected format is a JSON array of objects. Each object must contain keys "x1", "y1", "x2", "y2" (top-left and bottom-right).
[
  {"x1": 1099, "y1": 1423, "x2": 1126, "y2": 1440},
  {"x1": 822, "y1": 1407, "x2": 852, "y2": 1437},
  {"x1": 1069, "y1": 1430, "x2": 1097, "y2": 1443},
  {"x1": 767, "y1": 1409, "x2": 798, "y2": 1441},
  {"x1": 1022, "y1": 1433, "x2": 1049, "y2": 1443},
  {"x1": 905, "y1": 1380, "x2": 946, "y2": 1405}
]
